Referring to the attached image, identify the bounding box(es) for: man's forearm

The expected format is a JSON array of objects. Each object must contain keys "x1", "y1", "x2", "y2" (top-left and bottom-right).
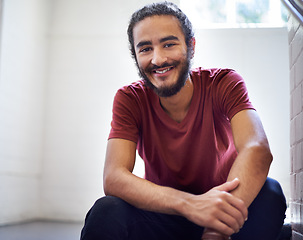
[
  {"x1": 104, "y1": 167, "x2": 191, "y2": 216},
  {"x1": 228, "y1": 109, "x2": 273, "y2": 208},
  {"x1": 226, "y1": 145, "x2": 272, "y2": 208}
]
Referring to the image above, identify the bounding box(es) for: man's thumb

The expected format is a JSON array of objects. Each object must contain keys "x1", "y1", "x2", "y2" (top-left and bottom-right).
[{"x1": 215, "y1": 178, "x2": 240, "y2": 192}]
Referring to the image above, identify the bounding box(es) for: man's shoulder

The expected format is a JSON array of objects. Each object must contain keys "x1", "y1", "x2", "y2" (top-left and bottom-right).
[
  {"x1": 191, "y1": 67, "x2": 236, "y2": 77},
  {"x1": 115, "y1": 79, "x2": 152, "y2": 105},
  {"x1": 116, "y1": 79, "x2": 150, "y2": 97},
  {"x1": 118, "y1": 79, "x2": 146, "y2": 92},
  {"x1": 191, "y1": 67, "x2": 242, "y2": 86}
]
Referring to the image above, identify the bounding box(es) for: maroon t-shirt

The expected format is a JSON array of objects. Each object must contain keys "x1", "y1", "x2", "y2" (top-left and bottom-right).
[{"x1": 109, "y1": 68, "x2": 255, "y2": 194}]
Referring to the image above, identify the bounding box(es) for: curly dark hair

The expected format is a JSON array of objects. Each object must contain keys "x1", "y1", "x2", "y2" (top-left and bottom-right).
[{"x1": 127, "y1": 1, "x2": 194, "y2": 62}]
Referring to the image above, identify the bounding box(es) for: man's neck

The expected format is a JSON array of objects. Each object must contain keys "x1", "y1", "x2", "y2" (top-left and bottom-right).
[{"x1": 159, "y1": 77, "x2": 194, "y2": 123}]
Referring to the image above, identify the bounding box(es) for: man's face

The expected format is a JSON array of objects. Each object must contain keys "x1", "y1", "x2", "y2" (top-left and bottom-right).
[{"x1": 132, "y1": 15, "x2": 192, "y2": 97}]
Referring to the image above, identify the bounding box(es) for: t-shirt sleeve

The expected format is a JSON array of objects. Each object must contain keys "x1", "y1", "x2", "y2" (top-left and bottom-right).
[
  {"x1": 212, "y1": 69, "x2": 255, "y2": 121},
  {"x1": 108, "y1": 87, "x2": 141, "y2": 143}
]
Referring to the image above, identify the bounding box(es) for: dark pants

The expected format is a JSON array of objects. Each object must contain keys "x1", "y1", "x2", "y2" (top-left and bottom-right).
[{"x1": 81, "y1": 178, "x2": 286, "y2": 240}]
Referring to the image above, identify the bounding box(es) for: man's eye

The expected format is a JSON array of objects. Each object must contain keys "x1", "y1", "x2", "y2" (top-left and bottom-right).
[
  {"x1": 140, "y1": 47, "x2": 152, "y2": 53},
  {"x1": 164, "y1": 43, "x2": 175, "y2": 48}
]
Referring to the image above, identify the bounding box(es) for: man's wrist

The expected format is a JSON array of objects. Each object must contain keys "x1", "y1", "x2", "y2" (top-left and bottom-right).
[{"x1": 171, "y1": 191, "x2": 193, "y2": 217}]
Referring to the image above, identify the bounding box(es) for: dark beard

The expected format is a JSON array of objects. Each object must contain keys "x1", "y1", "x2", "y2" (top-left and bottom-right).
[{"x1": 138, "y1": 57, "x2": 191, "y2": 98}]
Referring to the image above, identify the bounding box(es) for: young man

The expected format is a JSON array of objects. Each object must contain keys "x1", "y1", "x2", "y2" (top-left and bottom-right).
[{"x1": 81, "y1": 2, "x2": 286, "y2": 240}]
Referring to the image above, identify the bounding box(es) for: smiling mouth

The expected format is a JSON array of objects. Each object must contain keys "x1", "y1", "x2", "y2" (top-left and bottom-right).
[{"x1": 153, "y1": 67, "x2": 173, "y2": 74}]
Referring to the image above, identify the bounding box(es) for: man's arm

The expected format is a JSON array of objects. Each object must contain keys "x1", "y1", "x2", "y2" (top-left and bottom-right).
[
  {"x1": 103, "y1": 138, "x2": 247, "y2": 236},
  {"x1": 103, "y1": 138, "x2": 189, "y2": 215},
  {"x1": 202, "y1": 109, "x2": 272, "y2": 239},
  {"x1": 228, "y1": 109, "x2": 272, "y2": 206}
]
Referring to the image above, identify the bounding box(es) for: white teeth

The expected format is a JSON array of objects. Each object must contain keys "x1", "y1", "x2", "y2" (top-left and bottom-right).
[{"x1": 155, "y1": 68, "x2": 171, "y2": 74}]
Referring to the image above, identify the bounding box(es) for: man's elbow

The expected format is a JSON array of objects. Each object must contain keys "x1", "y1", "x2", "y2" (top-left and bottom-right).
[
  {"x1": 263, "y1": 148, "x2": 273, "y2": 168},
  {"x1": 103, "y1": 170, "x2": 115, "y2": 196},
  {"x1": 103, "y1": 168, "x2": 128, "y2": 196},
  {"x1": 253, "y1": 142, "x2": 273, "y2": 170},
  {"x1": 261, "y1": 142, "x2": 273, "y2": 164}
]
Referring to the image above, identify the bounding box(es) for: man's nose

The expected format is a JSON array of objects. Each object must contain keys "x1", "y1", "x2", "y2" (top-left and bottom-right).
[{"x1": 151, "y1": 48, "x2": 167, "y2": 66}]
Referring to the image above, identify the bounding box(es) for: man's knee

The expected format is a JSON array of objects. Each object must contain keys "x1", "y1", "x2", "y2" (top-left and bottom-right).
[
  {"x1": 81, "y1": 196, "x2": 131, "y2": 240},
  {"x1": 250, "y1": 177, "x2": 286, "y2": 220},
  {"x1": 258, "y1": 178, "x2": 286, "y2": 208},
  {"x1": 91, "y1": 196, "x2": 130, "y2": 217}
]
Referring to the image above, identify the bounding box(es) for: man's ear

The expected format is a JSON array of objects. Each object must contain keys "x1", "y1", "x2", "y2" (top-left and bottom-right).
[{"x1": 189, "y1": 37, "x2": 196, "y2": 59}]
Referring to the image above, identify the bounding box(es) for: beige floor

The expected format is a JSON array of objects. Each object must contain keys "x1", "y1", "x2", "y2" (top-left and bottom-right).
[{"x1": 0, "y1": 221, "x2": 83, "y2": 240}]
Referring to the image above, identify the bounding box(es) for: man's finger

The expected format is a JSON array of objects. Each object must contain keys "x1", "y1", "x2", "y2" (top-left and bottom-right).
[{"x1": 214, "y1": 178, "x2": 240, "y2": 192}]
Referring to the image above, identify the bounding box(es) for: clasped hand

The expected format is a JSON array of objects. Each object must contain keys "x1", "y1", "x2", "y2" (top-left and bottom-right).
[{"x1": 183, "y1": 178, "x2": 248, "y2": 239}]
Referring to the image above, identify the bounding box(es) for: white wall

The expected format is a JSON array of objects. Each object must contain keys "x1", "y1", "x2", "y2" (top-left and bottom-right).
[
  {"x1": 0, "y1": 0, "x2": 50, "y2": 225},
  {"x1": 0, "y1": 0, "x2": 290, "y2": 225}
]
